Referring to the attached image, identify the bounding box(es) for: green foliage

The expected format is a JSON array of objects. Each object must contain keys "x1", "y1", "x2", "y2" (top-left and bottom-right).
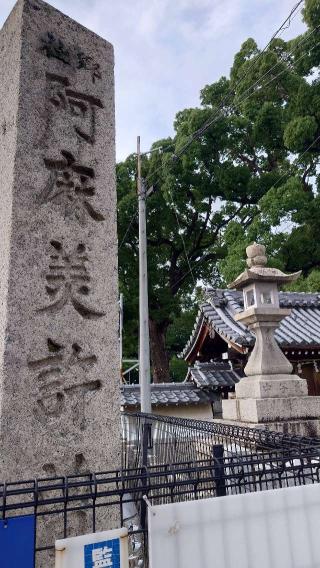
[
  {"x1": 284, "y1": 116, "x2": 318, "y2": 152},
  {"x1": 169, "y1": 357, "x2": 188, "y2": 383},
  {"x1": 259, "y1": 177, "x2": 312, "y2": 226},
  {"x1": 288, "y1": 269, "x2": 320, "y2": 292},
  {"x1": 253, "y1": 103, "x2": 284, "y2": 150},
  {"x1": 166, "y1": 307, "x2": 198, "y2": 354},
  {"x1": 303, "y1": 0, "x2": 320, "y2": 28},
  {"x1": 118, "y1": 0, "x2": 320, "y2": 380}
]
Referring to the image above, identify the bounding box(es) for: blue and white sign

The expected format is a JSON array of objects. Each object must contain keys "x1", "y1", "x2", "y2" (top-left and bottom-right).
[
  {"x1": 55, "y1": 527, "x2": 128, "y2": 568},
  {"x1": 84, "y1": 537, "x2": 120, "y2": 568}
]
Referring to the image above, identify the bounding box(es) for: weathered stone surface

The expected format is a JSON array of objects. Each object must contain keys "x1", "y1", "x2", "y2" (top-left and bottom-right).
[
  {"x1": 0, "y1": 0, "x2": 120, "y2": 484},
  {"x1": 223, "y1": 395, "x2": 320, "y2": 423},
  {"x1": 235, "y1": 374, "x2": 308, "y2": 399},
  {"x1": 221, "y1": 398, "x2": 240, "y2": 422},
  {"x1": 262, "y1": 419, "x2": 320, "y2": 437},
  {"x1": 219, "y1": 416, "x2": 320, "y2": 438},
  {"x1": 235, "y1": 311, "x2": 293, "y2": 376}
]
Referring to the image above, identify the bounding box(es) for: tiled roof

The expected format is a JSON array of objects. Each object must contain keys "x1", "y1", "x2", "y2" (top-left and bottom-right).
[
  {"x1": 186, "y1": 361, "x2": 243, "y2": 388},
  {"x1": 181, "y1": 289, "x2": 320, "y2": 359},
  {"x1": 121, "y1": 383, "x2": 217, "y2": 408}
]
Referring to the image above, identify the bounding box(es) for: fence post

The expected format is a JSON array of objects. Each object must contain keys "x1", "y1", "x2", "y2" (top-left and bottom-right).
[
  {"x1": 213, "y1": 444, "x2": 226, "y2": 497},
  {"x1": 140, "y1": 421, "x2": 152, "y2": 530},
  {"x1": 142, "y1": 421, "x2": 151, "y2": 469}
]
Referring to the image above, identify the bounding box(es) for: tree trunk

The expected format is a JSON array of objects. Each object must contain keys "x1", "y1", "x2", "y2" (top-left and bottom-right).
[{"x1": 149, "y1": 319, "x2": 170, "y2": 383}]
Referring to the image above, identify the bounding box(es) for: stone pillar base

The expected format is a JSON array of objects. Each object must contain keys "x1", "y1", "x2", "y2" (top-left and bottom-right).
[
  {"x1": 235, "y1": 374, "x2": 308, "y2": 399},
  {"x1": 222, "y1": 396, "x2": 320, "y2": 437}
]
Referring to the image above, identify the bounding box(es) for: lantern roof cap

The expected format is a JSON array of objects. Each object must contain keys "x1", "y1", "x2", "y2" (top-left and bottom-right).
[{"x1": 228, "y1": 243, "x2": 301, "y2": 290}]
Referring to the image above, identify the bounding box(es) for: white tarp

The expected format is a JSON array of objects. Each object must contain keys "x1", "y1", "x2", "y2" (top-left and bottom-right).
[
  {"x1": 148, "y1": 483, "x2": 320, "y2": 568},
  {"x1": 55, "y1": 527, "x2": 129, "y2": 568}
]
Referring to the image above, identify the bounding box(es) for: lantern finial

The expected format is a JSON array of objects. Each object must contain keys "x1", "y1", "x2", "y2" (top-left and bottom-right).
[
  {"x1": 246, "y1": 243, "x2": 267, "y2": 268},
  {"x1": 228, "y1": 242, "x2": 301, "y2": 289}
]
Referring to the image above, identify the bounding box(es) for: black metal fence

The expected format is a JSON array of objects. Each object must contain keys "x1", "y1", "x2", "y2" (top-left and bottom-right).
[
  {"x1": 122, "y1": 412, "x2": 320, "y2": 471},
  {"x1": 3, "y1": 455, "x2": 320, "y2": 566},
  {"x1": 2, "y1": 413, "x2": 320, "y2": 567},
  {"x1": 0, "y1": 468, "x2": 148, "y2": 567}
]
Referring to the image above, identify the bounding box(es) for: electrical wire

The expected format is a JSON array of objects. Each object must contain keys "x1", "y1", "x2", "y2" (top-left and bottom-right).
[
  {"x1": 174, "y1": 28, "x2": 319, "y2": 161},
  {"x1": 120, "y1": 31, "x2": 320, "y2": 253},
  {"x1": 120, "y1": 2, "x2": 307, "y2": 250},
  {"x1": 144, "y1": 35, "x2": 320, "y2": 284},
  {"x1": 119, "y1": 208, "x2": 138, "y2": 249},
  {"x1": 143, "y1": 2, "x2": 310, "y2": 187},
  {"x1": 169, "y1": 131, "x2": 320, "y2": 291},
  {"x1": 119, "y1": 145, "x2": 174, "y2": 250},
  {"x1": 173, "y1": 0, "x2": 305, "y2": 159},
  {"x1": 120, "y1": 1, "x2": 316, "y2": 256},
  {"x1": 269, "y1": 132, "x2": 320, "y2": 192},
  {"x1": 167, "y1": 187, "x2": 197, "y2": 285}
]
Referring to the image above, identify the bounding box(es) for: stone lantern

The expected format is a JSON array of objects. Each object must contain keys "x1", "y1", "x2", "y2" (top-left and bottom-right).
[{"x1": 222, "y1": 243, "x2": 320, "y2": 436}]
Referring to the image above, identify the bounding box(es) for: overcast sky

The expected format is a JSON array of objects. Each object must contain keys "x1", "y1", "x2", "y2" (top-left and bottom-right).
[{"x1": 0, "y1": 0, "x2": 306, "y2": 161}]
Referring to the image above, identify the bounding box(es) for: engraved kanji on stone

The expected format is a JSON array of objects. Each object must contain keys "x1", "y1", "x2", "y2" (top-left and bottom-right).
[
  {"x1": 47, "y1": 73, "x2": 104, "y2": 144},
  {"x1": 41, "y1": 32, "x2": 71, "y2": 65},
  {"x1": 41, "y1": 34, "x2": 102, "y2": 82},
  {"x1": 28, "y1": 338, "x2": 100, "y2": 429},
  {"x1": 38, "y1": 240, "x2": 105, "y2": 319},
  {"x1": 41, "y1": 150, "x2": 105, "y2": 225},
  {"x1": 76, "y1": 52, "x2": 102, "y2": 82}
]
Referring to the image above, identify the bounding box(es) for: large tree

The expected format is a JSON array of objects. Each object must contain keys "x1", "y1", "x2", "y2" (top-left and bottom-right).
[
  {"x1": 220, "y1": 1, "x2": 320, "y2": 284},
  {"x1": 118, "y1": 0, "x2": 320, "y2": 382}
]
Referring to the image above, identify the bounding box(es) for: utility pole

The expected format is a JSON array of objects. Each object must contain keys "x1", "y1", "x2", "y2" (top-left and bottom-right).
[{"x1": 137, "y1": 136, "x2": 152, "y2": 413}]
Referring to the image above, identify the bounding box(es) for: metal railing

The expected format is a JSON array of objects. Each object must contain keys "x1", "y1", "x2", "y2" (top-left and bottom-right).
[
  {"x1": 2, "y1": 414, "x2": 320, "y2": 567},
  {"x1": 122, "y1": 412, "x2": 320, "y2": 471},
  {"x1": 2, "y1": 455, "x2": 320, "y2": 566},
  {"x1": 0, "y1": 468, "x2": 148, "y2": 567}
]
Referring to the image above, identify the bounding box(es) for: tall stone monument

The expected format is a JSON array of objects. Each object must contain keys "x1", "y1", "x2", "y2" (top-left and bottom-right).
[
  {"x1": 222, "y1": 243, "x2": 320, "y2": 437},
  {"x1": 0, "y1": 0, "x2": 120, "y2": 481}
]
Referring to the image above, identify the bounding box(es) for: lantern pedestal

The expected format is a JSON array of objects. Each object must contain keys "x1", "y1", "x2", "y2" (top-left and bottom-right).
[
  {"x1": 223, "y1": 395, "x2": 320, "y2": 422},
  {"x1": 237, "y1": 307, "x2": 293, "y2": 377},
  {"x1": 235, "y1": 374, "x2": 308, "y2": 399},
  {"x1": 222, "y1": 398, "x2": 320, "y2": 437},
  {"x1": 234, "y1": 307, "x2": 309, "y2": 400},
  {"x1": 218, "y1": 413, "x2": 320, "y2": 437}
]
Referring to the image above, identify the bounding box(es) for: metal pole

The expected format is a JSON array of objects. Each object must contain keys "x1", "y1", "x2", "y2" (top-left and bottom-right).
[
  {"x1": 137, "y1": 136, "x2": 152, "y2": 413},
  {"x1": 212, "y1": 444, "x2": 226, "y2": 497},
  {"x1": 140, "y1": 420, "x2": 150, "y2": 529}
]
